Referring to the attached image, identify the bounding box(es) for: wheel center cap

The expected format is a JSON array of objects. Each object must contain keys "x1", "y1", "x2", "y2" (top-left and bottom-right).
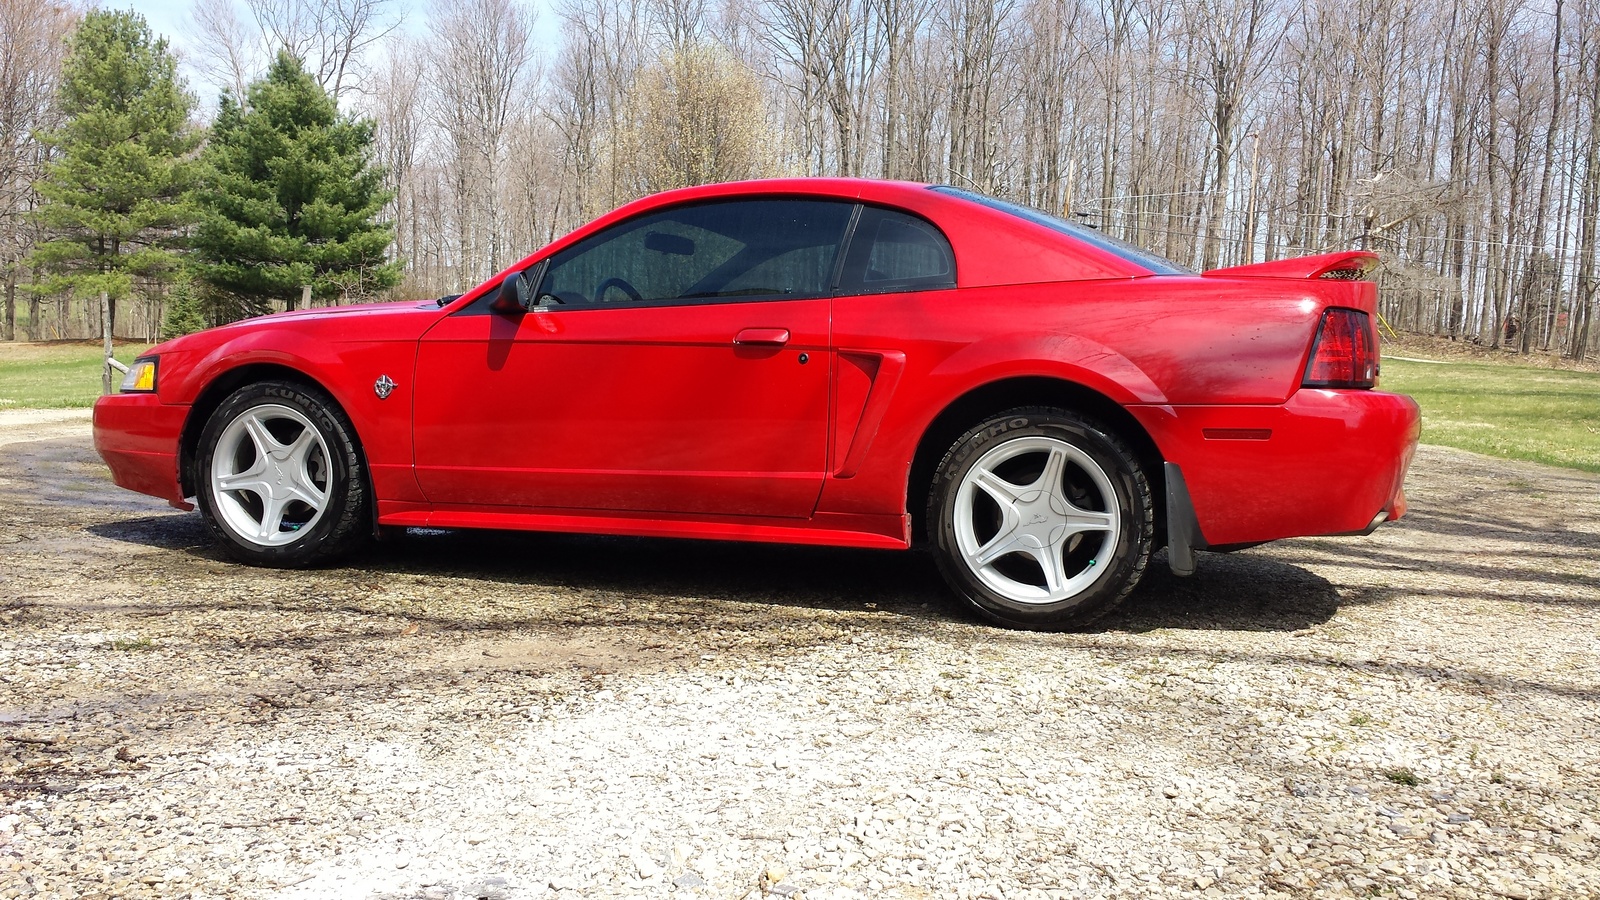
[{"x1": 1012, "y1": 491, "x2": 1068, "y2": 547}]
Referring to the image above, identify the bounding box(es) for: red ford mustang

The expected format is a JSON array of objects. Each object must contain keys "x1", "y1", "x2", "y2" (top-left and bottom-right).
[{"x1": 94, "y1": 179, "x2": 1419, "y2": 630}]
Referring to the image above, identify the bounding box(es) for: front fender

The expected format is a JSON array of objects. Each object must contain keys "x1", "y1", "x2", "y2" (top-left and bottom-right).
[{"x1": 167, "y1": 326, "x2": 423, "y2": 504}]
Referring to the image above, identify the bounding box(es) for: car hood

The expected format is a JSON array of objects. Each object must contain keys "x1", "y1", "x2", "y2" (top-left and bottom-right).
[{"x1": 150, "y1": 300, "x2": 443, "y2": 355}]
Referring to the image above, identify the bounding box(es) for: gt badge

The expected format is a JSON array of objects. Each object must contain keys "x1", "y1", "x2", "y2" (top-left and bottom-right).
[{"x1": 374, "y1": 374, "x2": 397, "y2": 399}]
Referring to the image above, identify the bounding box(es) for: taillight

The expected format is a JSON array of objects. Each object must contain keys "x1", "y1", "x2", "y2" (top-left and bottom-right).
[{"x1": 1303, "y1": 308, "x2": 1377, "y2": 388}]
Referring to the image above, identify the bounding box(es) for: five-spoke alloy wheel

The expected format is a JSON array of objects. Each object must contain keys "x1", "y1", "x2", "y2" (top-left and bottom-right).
[
  {"x1": 929, "y1": 407, "x2": 1153, "y2": 630},
  {"x1": 195, "y1": 381, "x2": 368, "y2": 567}
]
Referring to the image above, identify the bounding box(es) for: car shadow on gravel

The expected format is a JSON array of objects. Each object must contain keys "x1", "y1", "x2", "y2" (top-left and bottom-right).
[
  {"x1": 1397, "y1": 505, "x2": 1600, "y2": 549},
  {"x1": 1292, "y1": 535, "x2": 1600, "y2": 595},
  {"x1": 89, "y1": 515, "x2": 1342, "y2": 634},
  {"x1": 1105, "y1": 550, "x2": 1340, "y2": 633}
]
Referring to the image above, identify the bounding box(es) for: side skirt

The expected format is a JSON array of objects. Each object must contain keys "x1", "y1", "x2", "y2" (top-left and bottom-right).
[{"x1": 376, "y1": 501, "x2": 912, "y2": 551}]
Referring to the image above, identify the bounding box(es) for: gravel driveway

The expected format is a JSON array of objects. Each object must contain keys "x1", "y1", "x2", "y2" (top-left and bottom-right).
[{"x1": 1, "y1": 410, "x2": 1596, "y2": 900}]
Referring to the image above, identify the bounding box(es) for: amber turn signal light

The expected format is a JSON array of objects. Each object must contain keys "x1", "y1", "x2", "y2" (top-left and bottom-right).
[{"x1": 119, "y1": 357, "x2": 158, "y2": 393}]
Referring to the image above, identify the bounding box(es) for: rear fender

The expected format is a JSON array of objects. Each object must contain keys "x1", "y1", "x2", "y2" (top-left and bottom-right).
[{"x1": 923, "y1": 331, "x2": 1167, "y2": 406}]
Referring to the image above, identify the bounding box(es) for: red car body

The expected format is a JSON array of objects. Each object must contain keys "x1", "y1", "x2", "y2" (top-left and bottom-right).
[{"x1": 94, "y1": 178, "x2": 1419, "y2": 626}]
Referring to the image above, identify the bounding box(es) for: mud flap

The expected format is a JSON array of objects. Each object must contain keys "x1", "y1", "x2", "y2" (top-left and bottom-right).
[{"x1": 1164, "y1": 462, "x2": 1207, "y2": 577}]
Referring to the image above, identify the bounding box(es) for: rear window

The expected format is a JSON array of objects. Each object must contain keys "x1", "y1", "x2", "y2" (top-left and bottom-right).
[{"x1": 930, "y1": 185, "x2": 1193, "y2": 275}]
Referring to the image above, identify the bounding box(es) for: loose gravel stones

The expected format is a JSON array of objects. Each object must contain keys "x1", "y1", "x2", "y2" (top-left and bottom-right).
[{"x1": 1, "y1": 413, "x2": 1596, "y2": 899}]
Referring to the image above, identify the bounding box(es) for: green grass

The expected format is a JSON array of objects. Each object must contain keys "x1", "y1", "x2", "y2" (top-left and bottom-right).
[
  {"x1": 0, "y1": 342, "x2": 155, "y2": 409},
  {"x1": 2, "y1": 340, "x2": 1596, "y2": 475},
  {"x1": 1382, "y1": 357, "x2": 1600, "y2": 473},
  {"x1": 1382, "y1": 767, "x2": 1423, "y2": 786}
]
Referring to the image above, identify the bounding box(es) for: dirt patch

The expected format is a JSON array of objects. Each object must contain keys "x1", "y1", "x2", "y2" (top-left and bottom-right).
[{"x1": 0, "y1": 409, "x2": 91, "y2": 446}]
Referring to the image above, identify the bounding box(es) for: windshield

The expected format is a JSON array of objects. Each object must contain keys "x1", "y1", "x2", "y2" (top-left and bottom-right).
[{"x1": 930, "y1": 185, "x2": 1194, "y2": 275}]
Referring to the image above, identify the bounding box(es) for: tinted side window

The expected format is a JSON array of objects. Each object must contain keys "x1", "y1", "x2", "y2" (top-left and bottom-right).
[
  {"x1": 837, "y1": 207, "x2": 956, "y2": 295},
  {"x1": 537, "y1": 199, "x2": 854, "y2": 306}
]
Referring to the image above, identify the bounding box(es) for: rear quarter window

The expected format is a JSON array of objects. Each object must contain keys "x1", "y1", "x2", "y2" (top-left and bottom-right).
[{"x1": 837, "y1": 206, "x2": 956, "y2": 295}]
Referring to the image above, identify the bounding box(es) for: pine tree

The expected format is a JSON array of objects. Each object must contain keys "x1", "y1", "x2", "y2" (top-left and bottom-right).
[
  {"x1": 29, "y1": 10, "x2": 198, "y2": 335},
  {"x1": 192, "y1": 52, "x2": 400, "y2": 318},
  {"x1": 159, "y1": 274, "x2": 207, "y2": 338}
]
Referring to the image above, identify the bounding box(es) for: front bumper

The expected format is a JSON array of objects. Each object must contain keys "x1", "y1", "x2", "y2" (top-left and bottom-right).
[
  {"x1": 1130, "y1": 389, "x2": 1420, "y2": 548},
  {"x1": 93, "y1": 393, "x2": 192, "y2": 510}
]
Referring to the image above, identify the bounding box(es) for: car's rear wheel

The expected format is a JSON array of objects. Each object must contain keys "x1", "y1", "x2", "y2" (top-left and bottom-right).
[
  {"x1": 195, "y1": 380, "x2": 368, "y2": 567},
  {"x1": 928, "y1": 407, "x2": 1152, "y2": 630}
]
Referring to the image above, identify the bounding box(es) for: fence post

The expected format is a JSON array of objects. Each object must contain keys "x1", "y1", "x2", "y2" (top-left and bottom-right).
[{"x1": 101, "y1": 290, "x2": 112, "y2": 395}]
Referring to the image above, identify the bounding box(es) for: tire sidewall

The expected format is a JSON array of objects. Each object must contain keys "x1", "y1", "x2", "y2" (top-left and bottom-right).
[
  {"x1": 195, "y1": 381, "x2": 365, "y2": 567},
  {"x1": 929, "y1": 409, "x2": 1151, "y2": 630}
]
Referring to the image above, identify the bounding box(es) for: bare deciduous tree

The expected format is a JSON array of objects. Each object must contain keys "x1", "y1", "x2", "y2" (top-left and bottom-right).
[
  {"x1": 9, "y1": 0, "x2": 1600, "y2": 360},
  {"x1": 0, "y1": 0, "x2": 73, "y2": 340},
  {"x1": 427, "y1": 0, "x2": 538, "y2": 280},
  {"x1": 621, "y1": 44, "x2": 772, "y2": 191},
  {"x1": 187, "y1": 0, "x2": 402, "y2": 103},
  {"x1": 188, "y1": 0, "x2": 257, "y2": 101}
]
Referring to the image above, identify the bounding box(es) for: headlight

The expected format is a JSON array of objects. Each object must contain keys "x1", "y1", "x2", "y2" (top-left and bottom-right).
[{"x1": 119, "y1": 357, "x2": 158, "y2": 393}]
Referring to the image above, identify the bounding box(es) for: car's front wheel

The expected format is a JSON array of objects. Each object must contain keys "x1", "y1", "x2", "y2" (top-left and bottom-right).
[
  {"x1": 195, "y1": 380, "x2": 368, "y2": 567},
  {"x1": 928, "y1": 407, "x2": 1153, "y2": 630}
]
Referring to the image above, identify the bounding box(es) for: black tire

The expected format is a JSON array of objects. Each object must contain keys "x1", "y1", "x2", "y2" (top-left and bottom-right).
[
  {"x1": 927, "y1": 407, "x2": 1153, "y2": 630},
  {"x1": 194, "y1": 380, "x2": 369, "y2": 567}
]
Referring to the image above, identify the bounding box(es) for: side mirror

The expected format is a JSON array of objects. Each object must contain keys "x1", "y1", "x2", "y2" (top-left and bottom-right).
[{"x1": 490, "y1": 269, "x2": 529, "y2": 315}]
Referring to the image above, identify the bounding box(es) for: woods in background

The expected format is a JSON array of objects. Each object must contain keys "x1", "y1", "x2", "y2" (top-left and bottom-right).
[
  {"x1": 3, "y1": 5, "x2": 396, "y2": 341},
  {"x1": 2, "y1": 0, "x2": 1599, "y2": 360}
]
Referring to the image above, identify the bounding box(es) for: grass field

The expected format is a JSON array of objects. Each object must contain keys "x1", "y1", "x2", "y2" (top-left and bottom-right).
[
  {"x1": 0, "y1": 342, "x2": 154, "y2": 409},
  {"x1": 1, "y1": 339, "x2": 1596, "y2": 474},
  {"x1": 1381, "y1": 357, "x2": 1600, "y2": 473}
]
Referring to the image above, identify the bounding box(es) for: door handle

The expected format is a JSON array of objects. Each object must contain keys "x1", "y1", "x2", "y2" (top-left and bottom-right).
[{"x1": 734, "y1": 328, "x2": 791, "y2": 346}]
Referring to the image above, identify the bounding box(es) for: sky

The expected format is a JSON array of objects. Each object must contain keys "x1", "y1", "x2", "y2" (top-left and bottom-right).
[
  {"x1": 110, "y1": 0, "x2": 563, "y2": 104},
  {"x1": 115, "y1": 0, "x2": 192, "y2": 48}
]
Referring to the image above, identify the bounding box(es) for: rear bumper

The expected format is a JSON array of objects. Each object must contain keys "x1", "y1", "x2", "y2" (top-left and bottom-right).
[
  {"x1": 1130, "y1": 389, "x2": 1420, "y2": 548},
  {"x1": 93, "y1": 394, "x2": 192, "y2": 510}
]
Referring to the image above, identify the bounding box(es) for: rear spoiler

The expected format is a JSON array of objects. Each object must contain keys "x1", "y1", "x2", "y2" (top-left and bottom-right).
[{"x1": 1202, "y1": 251, "x2": 1379, "y2": 281}]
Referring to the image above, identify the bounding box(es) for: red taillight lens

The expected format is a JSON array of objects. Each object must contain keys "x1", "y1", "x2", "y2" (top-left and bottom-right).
[{"x1": 1303, "y1": 308, "x2": 1377, "y2": 388}]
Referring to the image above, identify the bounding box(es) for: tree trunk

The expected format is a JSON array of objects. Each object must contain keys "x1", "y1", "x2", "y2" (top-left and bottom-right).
[
  {"x1": 1571, "y1": 29, "x2": 1600, "y2": 361},
  {"x1": 1524, "y1": 0, "x2": 1563, "y2": 354},
  {"x1": 1481, "y1": 10, "x2": 1506, "y2": 348},
  {"x1": 26, "y1": 266, "x2": 40, "y2": 341},
  {"x1": 1204, "y1": 95, "x2": 1233, "y2": 271},
  {"x1": 3, "y1": 272, "x2": 14, "y2": 342}
]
